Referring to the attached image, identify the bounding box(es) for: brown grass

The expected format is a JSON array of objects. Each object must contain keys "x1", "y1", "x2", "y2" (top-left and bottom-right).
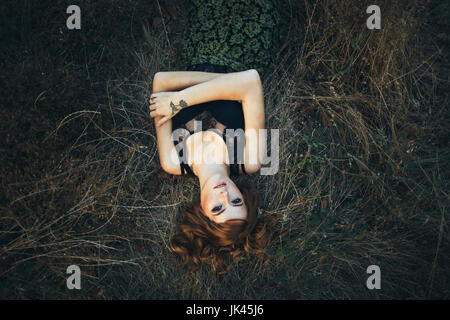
[{"x1": 0, "y1": 0, "x2": 448, "y2": 299}]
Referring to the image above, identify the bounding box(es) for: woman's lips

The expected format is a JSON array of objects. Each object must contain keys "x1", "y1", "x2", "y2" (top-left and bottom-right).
[{"x1": 213, "y1": 182, "x2": 226, "y2": 189}]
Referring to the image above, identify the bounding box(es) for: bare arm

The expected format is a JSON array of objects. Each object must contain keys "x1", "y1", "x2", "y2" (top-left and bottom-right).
[
  {"x1": 151, "y1": 69, "x2": 266, "y2": 175},
  {"x1": 153, "y1": 71, "x2": 224, "y2": 91},
  {"x1": 176, "y1": 69, "x2": 257, "y2": 106},
  {"x1": 151, "y1": 70, "x2": 233, "y2": 175},
  {"x1": 178, "y1": 69, "x2": 266, "y2": 174},
  {"x1": 152, "y1": 75, "x2": 182, "y2": 175},
  {"x1": 175, "y1": 69, "x2": 266, "y2": 173},
  {"x1": 150, "y1": 69, "x2": 258, "y2": 126}
]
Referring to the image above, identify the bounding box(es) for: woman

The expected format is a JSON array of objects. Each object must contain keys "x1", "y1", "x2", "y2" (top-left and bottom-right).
[{"x1": 149, "y1": 0, "x2": 289, "y2": 274}]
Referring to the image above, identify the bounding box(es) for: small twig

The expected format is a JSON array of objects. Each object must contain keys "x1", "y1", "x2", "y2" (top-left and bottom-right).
[
  {"x1": 291, "y1": 95, "x2": 363, "y2": 101},
  {"x1": 156, "y1": 0, "x2": 172, "y2": 50}
]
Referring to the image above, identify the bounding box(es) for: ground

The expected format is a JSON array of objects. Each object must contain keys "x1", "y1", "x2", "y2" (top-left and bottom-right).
[{"x1": 0, "y1": 0, "x2": 449, "y2": 299}]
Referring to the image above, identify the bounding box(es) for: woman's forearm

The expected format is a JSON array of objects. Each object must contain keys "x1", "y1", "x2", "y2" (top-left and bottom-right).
[
  {"x1": 176, "y1": 69, "x2": 258, "y2": 108},
  {"x1": 154, "y1": 71, "x2": 224, "y2": 92}
]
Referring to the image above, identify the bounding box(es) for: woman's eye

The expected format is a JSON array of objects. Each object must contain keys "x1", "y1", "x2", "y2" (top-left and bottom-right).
[
  {"x1": 212, "y1": 205, "x2": 222, "y2": 213},
  {"x1": 232, "y1": 198, "x2": 242, "y2": 204}
]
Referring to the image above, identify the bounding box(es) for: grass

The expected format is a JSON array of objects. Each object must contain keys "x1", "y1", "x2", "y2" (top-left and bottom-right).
[{"x1": 0, "y1": 0, "x2": 448, "y2": 299}]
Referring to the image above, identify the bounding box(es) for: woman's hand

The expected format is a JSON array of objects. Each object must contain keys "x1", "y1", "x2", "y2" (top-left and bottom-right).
[{"x1": 149, "y1": 91, "x2": 189, "y2": 127}]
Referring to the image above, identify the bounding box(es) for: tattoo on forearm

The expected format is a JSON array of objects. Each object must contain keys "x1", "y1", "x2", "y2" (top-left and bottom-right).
[{"x1": 170, "y1": 100, "x2": 188, "y2": 115}]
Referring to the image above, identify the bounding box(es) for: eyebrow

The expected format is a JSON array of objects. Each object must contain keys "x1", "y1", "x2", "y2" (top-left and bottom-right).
[{"x1": 213, "y1": 203, "x2": 243, "y2": 216}]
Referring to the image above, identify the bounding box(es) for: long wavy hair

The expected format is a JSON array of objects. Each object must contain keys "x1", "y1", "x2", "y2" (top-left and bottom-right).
[{"x1": 169, "y1": 183, "x2": 271, "y2": 275}]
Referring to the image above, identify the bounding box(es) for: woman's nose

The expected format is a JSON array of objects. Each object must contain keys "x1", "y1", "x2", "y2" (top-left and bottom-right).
[{"x1": 219, "y1": 190, "x2": 228, "y2": 202}]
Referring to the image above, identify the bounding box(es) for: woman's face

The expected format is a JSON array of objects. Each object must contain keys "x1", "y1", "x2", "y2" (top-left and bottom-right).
[{"x1": 200, "y1": 175, "x2": 248, "y2": 224}]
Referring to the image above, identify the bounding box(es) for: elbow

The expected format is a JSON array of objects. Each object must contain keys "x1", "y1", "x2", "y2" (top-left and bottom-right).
[
  {"x1": 244, "y1": 165, "x2": 261, "y2": 175},
  {"x1": 160, "y1": 160, "x2": 170, "y2": 174},
  {"x1": 243, "y1": 162, "x2": 262, "y2": 175},
  {"x1": 249, "y1": 69, "x2": 263, "y2": 93},
  {"x1": 154, "y1": 71, "x2": 165, "y2": 80},
  {"x1": 240, "y1": 69, "x2": 264, "y2": 101},
  {"x1": 241, "y1": 69, "x2": 262, "y2": 101},
  {"x1": 160, "y1": 158, "x2": 181, "y2": 176},
  {"x1": 152, "y1": 72, "x2": 166, "y2": 91},
  {"x1": 247, "y1": 69, "x2": 261, "y2": 85},
  {"x1": 161, "y1": 162, "x2": 175, "y2": 175},
  {"x1": 159, "y1": 157, "x2": 172, "y2": 174}
]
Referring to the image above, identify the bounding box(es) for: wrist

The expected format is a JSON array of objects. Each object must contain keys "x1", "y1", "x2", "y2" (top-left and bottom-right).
[{"x1": 175, "y1": 91, "x2": 190, "y2": 112}]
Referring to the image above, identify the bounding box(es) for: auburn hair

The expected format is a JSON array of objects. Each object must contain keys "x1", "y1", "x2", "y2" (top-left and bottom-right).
[{"x1": 169, "y1": 183, "x2": 271, "y2": 275}]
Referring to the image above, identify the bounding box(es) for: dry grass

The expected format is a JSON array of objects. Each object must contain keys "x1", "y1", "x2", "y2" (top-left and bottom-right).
[{"x1": 0, "y1": 0, "x2": 448, "y2": 299}]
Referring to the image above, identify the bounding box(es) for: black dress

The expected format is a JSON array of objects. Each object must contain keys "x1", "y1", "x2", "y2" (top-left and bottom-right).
[
  {"x1": 172, "y1": 63, "x2": 247, "y2": 177},
  {"x1": 181, "y1": 0, "x2": 290, "y2": 79}
]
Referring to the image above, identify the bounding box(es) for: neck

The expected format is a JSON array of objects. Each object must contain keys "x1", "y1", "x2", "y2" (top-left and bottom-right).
[{"x1": 194, "y1": 162, "x2": 230, "y2": 191}]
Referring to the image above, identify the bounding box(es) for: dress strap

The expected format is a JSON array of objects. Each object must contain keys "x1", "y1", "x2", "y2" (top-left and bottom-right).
[
  {"x1": 240, "y1": 162, "x2": 247, "y2": 175},
  {"x1": 180, "y1": 162, "x2": 195, "y2": 176},
  {"x1": 222, "y1": 131, "x2": 247, "y2": 176},
  {"x1": 174, "y1": 132, "x2": 196, "y2": 177}
]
